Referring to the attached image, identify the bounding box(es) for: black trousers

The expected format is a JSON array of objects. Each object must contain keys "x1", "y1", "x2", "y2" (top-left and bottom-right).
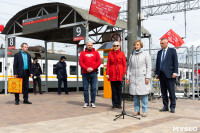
[
  {"x1": 159, "y1": 71, "x2": 176, "y2": 109},
  {"x1": 15, "y1": 70, "x2": 29, "y2": 102},
  {"x1": 110, "y1": 81, "x2": 122, "y2": 107},
  {"x1": 33, "y1": 77, "x2": 42, "y2": 93},
  {"x1": 58, "y1": 78, "x2": 68, "y2": 94}
]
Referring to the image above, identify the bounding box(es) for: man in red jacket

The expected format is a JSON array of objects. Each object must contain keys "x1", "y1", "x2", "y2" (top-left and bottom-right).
[{"x1": 79, "y1": 41, "x2": 101, "y2": 108}]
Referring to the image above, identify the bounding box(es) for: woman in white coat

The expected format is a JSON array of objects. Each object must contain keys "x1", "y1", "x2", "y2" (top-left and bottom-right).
[{"x1": 127, "y1": 40, "x2": 152, "y2": 117}]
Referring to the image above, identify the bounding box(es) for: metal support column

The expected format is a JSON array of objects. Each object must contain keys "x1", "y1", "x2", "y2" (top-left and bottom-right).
[
  {"x1": 4, "y1": 36, "x2": 8, "y2": 95},
  {"x1": 149, "y1": 35, "x2": 153, "y2": 100},
  {"x1": 122, "y1": 29, "x2": 125, "y2": 52},
  {"x1": 188, "y1": 49, "x2": 190, "y2": 97},
  {"x1": 85, "y1": 22, "x2": 89, "y2": 43},
  {"x1": 76, "y1": 45, "x2": 79, "y2": 92},
  {"x1": 45, "y1": 41, "x2": 48, "y2": 92},
  {"x1": 192, "y1": 45, "x2": 195, "y2": 100},
  {"x1": 128, "y1": 0, "x2": 140, "y2": 57},
  {"x1": 196, "y1": 46, "x2": 199, "y2": 98}
]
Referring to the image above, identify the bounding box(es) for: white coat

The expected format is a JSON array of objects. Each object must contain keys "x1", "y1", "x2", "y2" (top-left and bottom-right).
[{"x1": 127, "y1": 49, "x2": 152, "y2": 95}]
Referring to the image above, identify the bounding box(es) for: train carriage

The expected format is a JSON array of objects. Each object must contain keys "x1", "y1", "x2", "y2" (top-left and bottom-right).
[{"x1": 0, "y1": 49, "x2": 104, "y2": 92}]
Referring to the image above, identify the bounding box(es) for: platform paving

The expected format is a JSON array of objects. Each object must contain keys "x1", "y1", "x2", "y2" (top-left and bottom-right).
[{"x1": 0, "y1": 92, "x2": 200, "y2": 133}]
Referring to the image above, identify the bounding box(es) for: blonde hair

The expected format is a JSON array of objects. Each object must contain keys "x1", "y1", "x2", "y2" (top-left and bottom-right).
[
  {"x1": 113, "y1": 41, "x2": 121, "y2": 46},
  {"x1": 134, "y1": 40, "x2": 143, "y2": 48}
]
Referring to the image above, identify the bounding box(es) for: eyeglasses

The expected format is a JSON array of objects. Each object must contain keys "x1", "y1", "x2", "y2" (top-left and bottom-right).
[{"x1": 113, "y1": 45, "x2": 119, "y2": 47}]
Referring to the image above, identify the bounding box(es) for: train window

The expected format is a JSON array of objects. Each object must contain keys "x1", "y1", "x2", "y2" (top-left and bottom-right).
[
  {"x1": 0, "y1": 62, "x2": 2, "y2": 73},
  {"x1": 186, "y1": 72, "x2": 189, "y2": 79},
  {"x1": 100, "y1": 67, "x2": 103, "y2": 76},
  {"x1": 53, "y1": 64, "x2": 57, "y2": 74},
  {"x1": 70, "y1": 66, "x2": 77, "y2": 75},
  {"x1": 43, "y1": 64, "x2": 45, "y2": 74}
]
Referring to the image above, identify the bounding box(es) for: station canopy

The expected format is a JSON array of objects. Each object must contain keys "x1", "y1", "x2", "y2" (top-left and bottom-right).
[{"x1": 2, "y1": 2, "x2": 149, "y2": 44}]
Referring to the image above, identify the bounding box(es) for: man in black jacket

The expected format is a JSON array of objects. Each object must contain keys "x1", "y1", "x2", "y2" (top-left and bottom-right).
[
  {"x1": 32, "y1": 57, "x2": 43, "y2": 95},
  {"x1": 13, "y1": 43, "x2": 33, "y2": 105},
  {"x1": 56, "y1": 56, "x2": 68, "y2": 95}
]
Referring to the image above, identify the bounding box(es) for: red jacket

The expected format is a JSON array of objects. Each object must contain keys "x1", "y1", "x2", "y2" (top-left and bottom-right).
[
  {"x1": 79, "y1": 48, "x2": 101, "y2": 74},
  {"x1": 106, "y1": 50, "x2": 126, "y2": 81}
]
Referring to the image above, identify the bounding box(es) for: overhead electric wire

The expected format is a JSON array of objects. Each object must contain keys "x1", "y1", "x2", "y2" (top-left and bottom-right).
[
  {"x1": 0, "y1": 12, "x2": 13, "y2": 16},
  {"x1": 174, "y1": 20, "x2": 200, "y2": 38},
  {"x1": 0, "y1": 0, "x2": 26, "y2": 7}
]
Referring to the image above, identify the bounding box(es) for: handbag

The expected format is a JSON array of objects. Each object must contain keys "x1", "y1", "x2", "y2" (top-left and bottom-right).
[{"x1": 8, "y1": 78, "x2": 23, "y2": 93}]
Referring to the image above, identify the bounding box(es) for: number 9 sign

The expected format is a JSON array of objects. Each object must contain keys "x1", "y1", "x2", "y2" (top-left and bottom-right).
[
  {"x1": 76, "y1": 27, "x2": 81, "y2": 36},
  {"x1": 73, "y1": 25, "x2": 85, "y2": 38}
]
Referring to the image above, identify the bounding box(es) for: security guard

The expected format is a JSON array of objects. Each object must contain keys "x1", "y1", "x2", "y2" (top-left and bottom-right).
[{"x1": 32, "y1": 57, "x2": 43, "y2": 94}]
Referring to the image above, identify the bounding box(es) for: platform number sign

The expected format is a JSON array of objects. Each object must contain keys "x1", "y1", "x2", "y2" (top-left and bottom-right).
[
  {"x1": 8, "y1": 37, "x2": 16, "y2": 49},
  {"x1": 73, "y1": 25, "x2": 86, "y2": 41}
]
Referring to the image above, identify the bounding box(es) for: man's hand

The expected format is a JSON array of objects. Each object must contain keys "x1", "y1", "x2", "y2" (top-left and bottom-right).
[
  {"x1": 14, "y1": 75, "x2": 18, "y2": 78},
  {"x1": 155, "y1": 75, "x2": 159, "y2": 79},
  {"x1": 106, "y1": 75, "x2": 109, "y2": 79},
  {"x1": 87, "y1": 67, "x2": 93, "y2": 73},
  {"x1": 145, "y1": 78, "x2": 150, "y2": 85},
  {"x1": 30, "y1": 74, "x2": 33, "y2": 78},
  {"x1": 172, "y1": 73, "x2": 177, "y2": 78}
]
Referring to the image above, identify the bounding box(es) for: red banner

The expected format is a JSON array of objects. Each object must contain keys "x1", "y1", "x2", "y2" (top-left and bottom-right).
[
  {"x1": 0, "y1": 25, "x2": 4, "y2": 32},
  {"x1": 89, "y1": 0, "x2": 121, "y2": 25},
  {"x1": 160, "y1": 29, "x2": 184, "y2": 47}
]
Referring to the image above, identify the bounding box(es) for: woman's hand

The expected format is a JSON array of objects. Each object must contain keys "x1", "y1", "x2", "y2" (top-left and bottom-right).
[
  {"x1": 106, "y1": 75, "x2": 109, "y2": 79},
  {"x1": 145, "y1": 78, "x2": 150, "y2": 85},
  {"x1": 127, "y1": 79, "x2": 130, "y2": 84}
]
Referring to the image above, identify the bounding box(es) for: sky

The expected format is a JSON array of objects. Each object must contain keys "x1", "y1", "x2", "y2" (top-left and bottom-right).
[{"x1": 0, "y1": 0, "x2": 200, "y2": 60}]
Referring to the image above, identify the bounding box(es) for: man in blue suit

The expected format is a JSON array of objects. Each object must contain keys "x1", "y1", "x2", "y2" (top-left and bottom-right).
[
  {"x1": 155, "y1": 38, "x2": 178, "y2": 113},
  {"x1": 13, "y1": 43, "x2": 33, "y2": 105}
]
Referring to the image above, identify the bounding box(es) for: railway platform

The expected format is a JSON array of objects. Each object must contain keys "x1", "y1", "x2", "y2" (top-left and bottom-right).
[{"x1": 0, "y1": 91, "x2": 200, "y2": 133}]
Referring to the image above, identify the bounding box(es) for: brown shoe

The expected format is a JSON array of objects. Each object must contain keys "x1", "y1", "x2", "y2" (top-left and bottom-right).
[
  {"x1": 133, "y1": 112, "x2": 140, "y2": 116},
  {"x1": 141, "y1": 113, "x2": 147, "y2": 117}
]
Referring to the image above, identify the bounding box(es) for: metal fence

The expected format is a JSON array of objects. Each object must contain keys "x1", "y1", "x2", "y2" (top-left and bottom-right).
[{"x1": 148, "y1": 45, "x2": 200, "y2": 100}]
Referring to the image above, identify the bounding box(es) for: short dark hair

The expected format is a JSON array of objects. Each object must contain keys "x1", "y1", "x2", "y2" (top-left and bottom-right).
[
  {"x1": 160, "y1": 38, "x2": 168, "y2": 41},
  {"x1": 21, "y1": 43, "x2": 28, "y2": 48}
]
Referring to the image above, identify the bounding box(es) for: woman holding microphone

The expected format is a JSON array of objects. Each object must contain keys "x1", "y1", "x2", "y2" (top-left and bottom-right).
[
  {"x1": 127, "y1": 40, "x2": 152, "y2": 117},
  {"x1": 106, "y1": 41, "x2": 126, "y2": 109}
]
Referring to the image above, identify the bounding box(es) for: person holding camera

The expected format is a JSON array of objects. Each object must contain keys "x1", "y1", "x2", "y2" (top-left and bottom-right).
[{"x1": 106, "y1": 41, "x2": 126, "y2": 109}]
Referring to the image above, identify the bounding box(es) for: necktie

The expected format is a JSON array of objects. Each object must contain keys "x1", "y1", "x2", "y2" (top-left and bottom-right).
[{"x1": 160, "y1": 49, "x2": 165, "y2": 71}]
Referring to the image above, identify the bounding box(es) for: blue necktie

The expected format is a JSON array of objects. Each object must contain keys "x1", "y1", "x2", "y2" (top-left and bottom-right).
[{"x1": 160, "y1": 49, "x2": 165, "y2": 71}]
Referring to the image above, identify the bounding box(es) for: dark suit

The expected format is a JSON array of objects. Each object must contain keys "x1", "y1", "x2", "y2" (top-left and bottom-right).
[
  {"x1": 155, "y1": 47, "x2": 178, "y2": 109},
  {"x1": 13, "y1": 51, "x2": 33, "y2": 102}
]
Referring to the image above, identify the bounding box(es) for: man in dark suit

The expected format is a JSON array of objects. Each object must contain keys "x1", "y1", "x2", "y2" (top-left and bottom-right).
[
  {"x1": 155, "y1": 38, "x2": 178, "y2": 113},
  {"x1": 13, "y1": 43, "x2": 33, "y2": 105}
]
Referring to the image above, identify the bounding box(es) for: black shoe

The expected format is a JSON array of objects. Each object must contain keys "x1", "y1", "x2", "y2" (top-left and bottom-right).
[
  {"x1": 15, "y1": 101, "x2": 19, "y2": 105},
  {"x1": 40, "y1": 92, "x2": 43, "y2": 94},
  {"x1": 170, "y1": 108, "x2": 175, "y2": 113},
  {"x1": 58, "y1": 93, "x2": 61, "y2": 95},
  {"x1": 116, "y1": 105, "x2": 122, "y2": 109},
  {"x1": 23, "y1": 101, "x2": 32, "y2": 104},
  {"x1": 112, "y1": 106, "x2": 116, "y2": 109},
  {"x1": 159, "y1": 107, "x2": 169, "y2": 112},
  {"x1": 118, "y1": 106, "x2": 122, "y2": 109},
  {"x1": 65, "y1": 93, "x2": 69, "y2": 95}
]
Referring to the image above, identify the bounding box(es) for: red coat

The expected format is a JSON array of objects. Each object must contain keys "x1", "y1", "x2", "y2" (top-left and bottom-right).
[
  {"x1": 79, "y1": 48, "x2": 101, "y2": 74},
  {"x1": 106, "y1": 50, "x2": 126, "y2": 81}
]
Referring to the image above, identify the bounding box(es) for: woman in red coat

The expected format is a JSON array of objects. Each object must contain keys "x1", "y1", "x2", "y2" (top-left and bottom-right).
[{"x1": 106, "y1": 41, "x2": 126, "y2": 109}]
